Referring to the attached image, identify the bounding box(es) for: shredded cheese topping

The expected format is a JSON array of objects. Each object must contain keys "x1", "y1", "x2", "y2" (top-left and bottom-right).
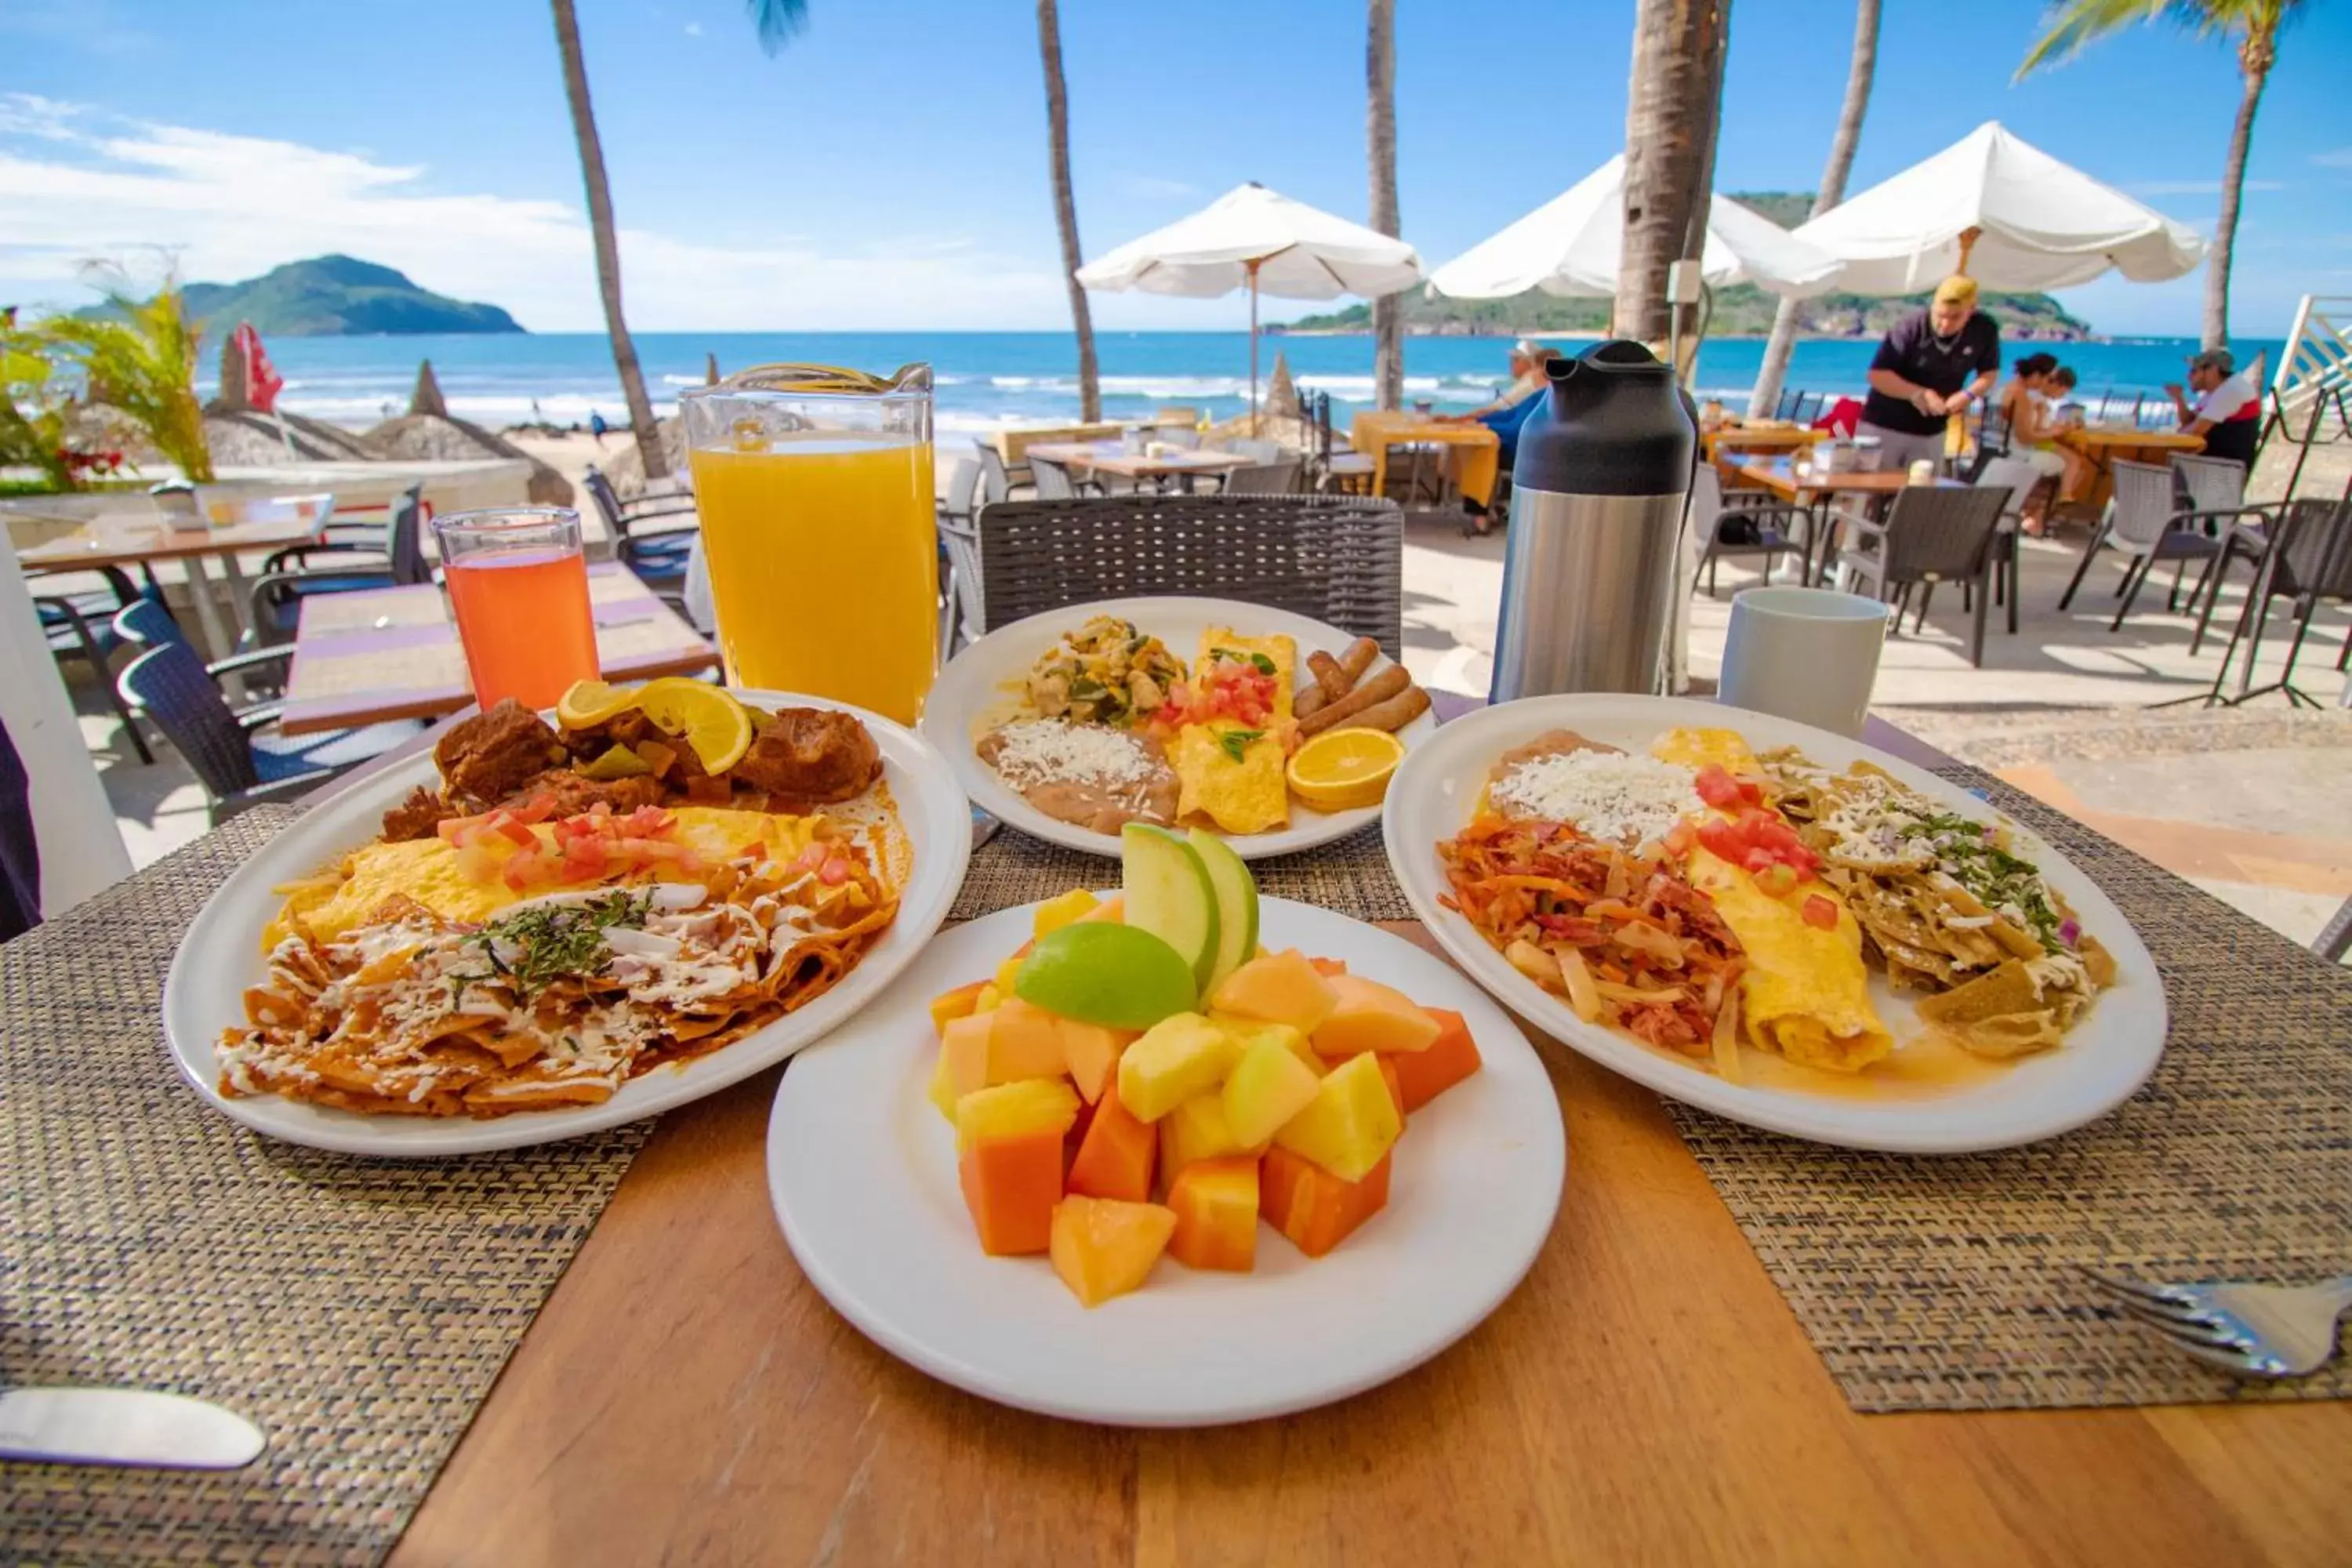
[
  {"x1": 986, "y1": 719, "x2": 1152, "y2": 787},
  {"x1": 1490, "y1": 753, "x2": 1700, "y2": 847}
]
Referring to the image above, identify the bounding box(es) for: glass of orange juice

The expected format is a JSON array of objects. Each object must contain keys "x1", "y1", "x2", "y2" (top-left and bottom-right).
[
  {"x1": 680, "y1": 364, "x2": 937, "y2": 724},
  {"x1": 431, "y1": 506, "x2": 599, "y2": 710}
]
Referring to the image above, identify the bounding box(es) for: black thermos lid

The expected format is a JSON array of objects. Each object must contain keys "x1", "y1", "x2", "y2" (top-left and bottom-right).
[{"x1": 1512, "y1": 339, "x2": 1697, "y2": 498}]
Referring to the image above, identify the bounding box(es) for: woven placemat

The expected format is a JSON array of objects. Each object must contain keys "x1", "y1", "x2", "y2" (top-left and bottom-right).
[
  {"x1": 1665, "y1": 766, "x2": 2352, "y2": 1413},
  {"x1": 950, "y1": 821, "x2": 1415, "y2": 924},
  {"x1": 0, "y1": 808, "x2": 648, "y2": 1564}
]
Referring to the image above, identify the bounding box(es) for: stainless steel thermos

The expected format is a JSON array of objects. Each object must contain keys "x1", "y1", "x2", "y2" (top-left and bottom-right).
[{"x1": 1488, "y1": 340, "x2": 1697, "y2": 699}]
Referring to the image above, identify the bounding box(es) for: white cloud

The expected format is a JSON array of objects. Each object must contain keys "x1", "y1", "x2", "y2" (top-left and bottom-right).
[
  {"x1": 0, "y1": 94, "x2": 1071, "y2": 331},
  {"x1": 2311, "y1": 147, "x2": 2352, "y2": 169},
  {"x1": 684, "y1": 20, "x2": 703, "y2": 36},
  {"x1": 2127, "y1": 179, "x2": 2285, "y2": 197},
  {"x1": 1112, "y1": 173, "x2": 1203, "y2": 201}
]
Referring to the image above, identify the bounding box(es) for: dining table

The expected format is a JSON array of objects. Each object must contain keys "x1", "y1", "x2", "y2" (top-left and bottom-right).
[
  {"x1": 5, "y1": 689, "x2": 2349, "y2": 1564},
  {"x1": 2056, "y1": 425, "x2": 2206, "y2": 513},
  {"x1": 1348, "y1": 411, "x2": 1503, "y2": 507},
  {"x1": 1022, "y1": 441, "x2": 1255, "y2": 490},
  {"x1": 1736, "y1": 456, "x2": 1966, "y2": 586},
  {"x1": 1700, "y1": 420, "x2": 1825, "y2": 463},
  {"x1": 273, "y1": 561, "x2": 717, "y2": 735}
]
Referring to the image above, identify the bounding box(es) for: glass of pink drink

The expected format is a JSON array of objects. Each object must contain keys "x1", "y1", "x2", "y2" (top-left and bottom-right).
[{"x1": 430, "y1": 506, "x2": 599, "y2": 710}]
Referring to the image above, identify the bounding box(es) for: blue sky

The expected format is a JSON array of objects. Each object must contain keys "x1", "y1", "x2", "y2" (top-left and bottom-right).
[{"x1": 5, "y1": 0, "x2": 2347, "y2": 339}]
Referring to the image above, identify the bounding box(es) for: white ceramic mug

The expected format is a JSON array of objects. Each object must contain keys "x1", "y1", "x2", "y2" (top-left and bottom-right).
[{"x1": 1718, "y1": 586, "x2": 1889, "y2": 738}]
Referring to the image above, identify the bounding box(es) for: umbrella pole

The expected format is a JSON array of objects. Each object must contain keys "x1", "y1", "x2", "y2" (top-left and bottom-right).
[
  {"x1": 1956, "y1": 226, "x2": 1981, "y2": 277},
  {"x1": 1248, "y1": 259, "x2": 1261, "y2": 437}
]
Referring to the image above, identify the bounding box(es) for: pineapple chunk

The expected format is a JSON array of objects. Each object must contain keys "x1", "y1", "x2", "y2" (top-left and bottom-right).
[
  {"x1": 954, "y1": 1078, "x2": 1081, "y2": 1154},
  {"x1": 1272, "y1": 1052, "x2": 1401, "y2": 1182},
  {"x1": 1221, "y1": 1036, "x2": 1323, "y2": 1148},
  {"x1": 1033, "y1": 887, "x2": 1102, "y2": 939},
  {"x1": 1159, "y1": 1093, "x2": 1258, "y2": 1177},
  {"x1": 1116, "y1": 1012, "x2": 1242, "y2": 1123},
  {"x1": 1210, "y1": 1015, "x2": 1326, "y2": 1077}
]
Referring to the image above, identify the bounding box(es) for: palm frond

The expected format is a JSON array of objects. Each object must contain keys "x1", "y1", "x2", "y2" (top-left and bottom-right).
[
  {"x1": 41, "y1": 261, "x2": 213, "y2": 483},
  {"x1": 744, "y1": 0, "x2": 808, "y2": 56},
  {"x1": 2020, "y1": 0, "x2": 2288, "y2": 74}
]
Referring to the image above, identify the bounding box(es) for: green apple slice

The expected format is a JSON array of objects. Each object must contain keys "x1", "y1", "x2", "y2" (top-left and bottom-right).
[
  {"x1": 1186, "y1": 826, "x2": 1258, "y2": 994},
  {"x1": 1120, "y1": 822, "x2": 1219, "y2": 994},
  {"x1": 1014, "y1": 921, "x2": 1198, "y2": 1030}
]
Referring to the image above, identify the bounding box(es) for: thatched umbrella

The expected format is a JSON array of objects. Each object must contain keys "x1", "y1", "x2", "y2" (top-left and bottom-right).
[
  {"x1": 408, "y1": 359, "x2": 448, "y2": 418},
  {"x1": 705, "y1": 352, "x2": 721, "y2": 386}
]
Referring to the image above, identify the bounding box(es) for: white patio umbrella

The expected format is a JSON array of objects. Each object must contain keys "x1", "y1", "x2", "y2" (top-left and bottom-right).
[
  {"x1": 1076, "y1": 182, "x2": 1424, "y2": 427},
  {"x1": 1426, "y1": 154, "x2": 1847, "y2": 302},
  {"x1": 1794, "y1": 121, "x2": 2206, "y2": 293}
]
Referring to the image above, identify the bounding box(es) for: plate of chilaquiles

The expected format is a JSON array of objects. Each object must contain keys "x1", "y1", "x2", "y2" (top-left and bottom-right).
[
  {"x1": 923, "y1": 596, "x2": 1436, "y2": 859},
  {"x1": 164, "y1": 678, "x2": 969, "y2": 1156},
  {"x1": 1384, "y1": 695, "x2": 2166, "y2": 1152}
]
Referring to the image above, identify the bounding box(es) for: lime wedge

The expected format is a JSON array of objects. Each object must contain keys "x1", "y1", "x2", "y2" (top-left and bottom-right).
[{"x1": 1014, "y1": 920, "x2": 1199, "y2": 1030}]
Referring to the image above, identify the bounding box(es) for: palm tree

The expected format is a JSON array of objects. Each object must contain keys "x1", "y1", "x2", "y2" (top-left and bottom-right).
[
  {"x1": 2020, "y1": 0, "x2": 2301, "y2": 350},
  {"x1": 550, "y1": 0, "x2": 808, "y2": 483},
  {"x1": 1750, "y1": 0, "x2": 1879, "y2": 416},
  {"x1": 1367, "y1": 0, "x2": 1403, "y2": 412},
  {"x1": 1036, "y1": 0, "x2": 1100, "y2": 423},
  {"x1": 1614, "y1": 0, "x2": 1730, "y2": 349}
]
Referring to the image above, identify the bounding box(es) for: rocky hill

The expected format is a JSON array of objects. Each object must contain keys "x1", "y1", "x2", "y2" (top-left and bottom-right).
[{"x1": 88, "y1": 256, "x2": 524, "y2": 336}]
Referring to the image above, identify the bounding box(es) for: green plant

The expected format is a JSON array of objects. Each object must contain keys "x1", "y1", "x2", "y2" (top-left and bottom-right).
[
  {"x1": 0, "y1": 327, "x2": 76, "y2": 491},
  {"x1": 40, "y1": 261, "x2": 214, "y2": 482}
]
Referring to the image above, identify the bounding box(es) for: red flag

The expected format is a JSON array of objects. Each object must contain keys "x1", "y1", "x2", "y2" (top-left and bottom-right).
[{"x1": 234, "y1": 322, "x2": 284, "y2": 414}]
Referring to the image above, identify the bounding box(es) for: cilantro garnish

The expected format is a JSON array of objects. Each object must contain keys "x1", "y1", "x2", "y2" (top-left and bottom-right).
[{"x1": 1218, "y1": 728, "x2": 1266, "y2": 764}]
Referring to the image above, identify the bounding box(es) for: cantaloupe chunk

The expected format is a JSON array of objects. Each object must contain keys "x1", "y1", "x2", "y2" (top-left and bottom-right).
[
  {"x1": 940, "y1": 1013, "x2": 996, "y2": 1098},
  {"x1": 1376, "y1": 1054, "x2": 1407, "y2": 1126},
  {"x1": 1208, "y1": 949, "x2": 1340, "y2": 1034},
  {"x1": 988, "y1": 997, "x2": 1069, "y2": 1081},
  {"x1": 1388, "y1": 1007, "x2": 1483, "y2": 1112},
  {"x1": 1221, "y1": 1034, "x2": 1323, "y2": 1148},
  {"x1": 1050, "y1": 1196, "x2": 1177, "y2": 1306},
  {"x1": 1167, "y1": 1157, "x2": 1258, "y2": 1272},
  {"x1": 1261, "y1": 1145, "x2": 1392, "y2": 1258},
  {"x1": 1308, "y1": 956, "x2": 1348, "y2": 978},
  {"x1": 1309, "y1": 974, "x2": 1443, "y2": 1058},
  {"x1": 1058, "y1": 1019, "x2": 1135, "y2": 1105},
  {"x1": 929, "y1": 980, "x2": 989, "y2": 1035},
  {"x1": 1272, "y1": 1052, "x2": 1401, "y2": 1182},
  {"x1": 1159, "y1": 1093, "x2": 1258, "y2": 1179},
  {"x1": 1033, "y1": 888, "x2": 1102, "y2": 938},
  {"x1": 1066, "y1": 1082, "x2": 1156, "y2": 1202},
  {"x1": 1116, "y1": 1013, "x2": 1240, "y2": 1123}
]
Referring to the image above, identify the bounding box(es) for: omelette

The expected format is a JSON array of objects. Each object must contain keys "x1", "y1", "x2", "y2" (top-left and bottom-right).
[
  {"x1": 1169, "y1": 629, "x2": 1294, "y2": 835},
  {"x1": 1650, "y1": 727, "x2": 1892, "y2": 1073},
  {"x1": 267, "y1": 808, "x2": 825, "y2": 948}
]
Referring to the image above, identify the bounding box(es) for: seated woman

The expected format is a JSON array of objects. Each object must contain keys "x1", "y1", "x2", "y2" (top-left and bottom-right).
[
  {"x1": 1446, "y1": 346, "x2": 1559, "y2": 534},
  {"x1": 1995, "y1": 354, "x2": 2089, "y2": 532}
]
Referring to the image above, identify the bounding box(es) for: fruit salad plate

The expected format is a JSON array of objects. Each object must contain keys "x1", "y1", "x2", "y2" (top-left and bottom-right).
[
  {"x1": 922, "y1": 596, "x2": 1437, "y2": 861},
  {"x1": 765, "y1": 892, "x2": 1566, "y2": 1426}
]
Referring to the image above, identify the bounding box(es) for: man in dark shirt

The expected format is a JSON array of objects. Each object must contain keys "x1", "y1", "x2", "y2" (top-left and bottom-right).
[{"x1": 1857, "y1": 275, "x2": 2002, "y2": 474}]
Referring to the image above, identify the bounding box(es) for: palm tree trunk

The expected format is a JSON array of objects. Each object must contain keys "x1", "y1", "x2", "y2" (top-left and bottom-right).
[
  {"x1": 1616, "y1": 0, "x2": 1722, "y2": 347},
  {"x1": 2205, "y1": 26, "x2": 2273, "y2": 351},
  {"x1": 551, "y1": 0, "x2": 668, "y2": 481},
  {"x1": 1750, "y1": 0, "x2": 1878, "y2": 416},
  {"x1": 1367, "y1": 0, "x2": 1403, "y2": 412},
  {"x1": 1037, "y1": 0, "x2": 1100, "y2": 423},
  {"x1": 1668, "y1": 1, "x2": 1730, "y2": 379}
]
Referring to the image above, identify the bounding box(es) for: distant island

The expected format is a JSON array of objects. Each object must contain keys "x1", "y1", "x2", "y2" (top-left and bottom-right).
[
  {"x1": 84, "y1": 255, "x2": 524, "y2": 337},
  {"x1": 1277, "y1": 192, "x2": 2094, "y2": 343}
]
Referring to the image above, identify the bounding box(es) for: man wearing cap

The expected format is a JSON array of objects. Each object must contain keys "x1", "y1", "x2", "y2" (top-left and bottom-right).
[
  {"x1": 2166, "y1": 349, "x2": 2261, "y2": 468},
  {"x1": 1856, "y1": 276, "x2": 2002, "y2": 474}
]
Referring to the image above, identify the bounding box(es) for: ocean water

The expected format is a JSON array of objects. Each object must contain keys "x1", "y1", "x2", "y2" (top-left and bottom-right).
[{"x1": 219, "y1": 329, "x2": 2281, "y2": 434}]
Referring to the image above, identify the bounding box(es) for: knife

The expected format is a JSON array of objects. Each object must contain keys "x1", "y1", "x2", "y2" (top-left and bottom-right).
[{"x1": 0, "y1": 1388, "x2": 266, "y2": 1469}]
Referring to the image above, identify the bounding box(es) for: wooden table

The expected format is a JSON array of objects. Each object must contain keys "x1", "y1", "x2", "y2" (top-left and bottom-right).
[
  {"x1": 6, "y1": 495, "x2": 328, "y2": 667},
  {"x1": 2057, "y1": 426, "x2": 2205, "y2": 512},
  {"x1": 1737, "y1": 457, "x2": 1965, "y2": 585},
  {"x1": 276, "y1": 562, "x2": 716, "y2": 735},
  {"x1": 1348, "y1": 411, "x2": 1502, "y2": 506},
  {"x1": 371, "y1": 706, "x2": 2347, "y2": 1567},
  {"x1": 1023, "y1": 441, "x2": 1254, "y2": 489},
  {"x1": 1701, "y1": 421, "x2": 1824, "y2": 462}
]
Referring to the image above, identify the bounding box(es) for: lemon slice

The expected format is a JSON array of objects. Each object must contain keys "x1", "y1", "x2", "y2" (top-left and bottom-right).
[
  {"x1": 633, "y1": 678, "x2": 756, "y2": 773},
  {"x1": 1285, "y1": 727, "x2": 1406, "y2": 813},
  {"x1": 555, "y1": 678, "x2": 643, "y2": 730}
]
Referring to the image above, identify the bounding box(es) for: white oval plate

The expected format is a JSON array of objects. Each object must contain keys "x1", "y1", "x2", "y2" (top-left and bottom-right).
[
  {"x1": 1383, "y1": 695, "x2": 2168, "y2": 1154},
  {"x1": 922, "y1": 596, "x2": 1436, "y2": 861},
  {"x1": 162, "y1": 691, "x2": 972, "y2": 1156},
  {"x1": 767, "y1": 897, "x2": 1566, "y2": 1426}
]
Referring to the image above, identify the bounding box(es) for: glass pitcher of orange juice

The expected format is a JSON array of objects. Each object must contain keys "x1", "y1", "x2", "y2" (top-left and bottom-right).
[{"x1": 680, "y1": 364, "x2": 937, "y2": 724}]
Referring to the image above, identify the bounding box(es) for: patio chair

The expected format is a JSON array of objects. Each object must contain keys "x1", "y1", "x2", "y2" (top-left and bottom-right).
[
  {"x1": 975, "y1": 494, "x2": 1405, "y2": 657},
  {"x1": 938, "y1": 457, "x2": 982, "y2": 527},
  {"x1": 1833, "y1": 484, "x2": 2010, "y2": 666},
  {"x1": 1789, "y1": 392, "x2": 1827, "y2": 426},
  {"x1": 1965, "y1": 404, "x2": 2013, "y2": 479},
  {"x1": 1970, "y1": 456, "x2": 2045, "y2": 637},
  {"x1": 1773, "y1": 388, "x2": 1803, "y2": 422},
  {"x1": 2201, "y1": 496, "x2": 2352, "y2": 708},
  {"x1": 1307, "y1": 392, "x2": 1376, "y2": 495},
  {"x1": 245, "y1": 485, "x2": 428, "y2": 649},
  {"x1": 2316, "y1": 892, "x2": 2352, "y2": 964},
  {"x1": 1690, "y1": 463, "x2": 1806, "y2": 597},
  {"x1": 2056, "y1": 459, "x2": 2228, "y2": 632},
  {"x1": 1153, "y1": 426, "x2": 1203, "y2": 451},
  {"x1": 1218, "y1": 459, "x2": 1302, "y2": 495},
  {"x1": 116, "y1": 641, "x2": 424, "y2": 826},
  {"x1": 583, "y1": 466, "x2": 695, "y2": 601},
  {"x1": 32, "y1": 564, "x2": 154, "y2": 764},
  {"x1": 1029, "y1": 457, "x2": 1080, "y2": 501},
  {"x1": 976, "y1": 441, "x2": 1034, "y2": 506},
  {"x1": 112, "y1": 598, "x2": 300, "y2": 728}
]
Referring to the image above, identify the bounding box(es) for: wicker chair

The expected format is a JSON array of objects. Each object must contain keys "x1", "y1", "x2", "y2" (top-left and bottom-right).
[
  {"x1": 245, "y1": 485, "x2": 427, "y2": 648},
  {"x1": 2057, "y1": 459, "x2": 2228, "y2": 632},
  {"x1": 32, "y1": 564, "x2": 154, "y2": 764},
  {"x1": 583, "y1": 466, "x2": 696, "y2": 601},
  {"x1": 1833, "y1": 484, "x2": 2011, "y2": 666},
  {"x1": 1690, "y1": 463, "x2": 1805, "y2": 597},
  {"x1": 975, "y1": 495, "x2": 1406, "y2": 657},
  {"x1": 2201, "y1": 497, "x2": 2352, "y2": 706}
]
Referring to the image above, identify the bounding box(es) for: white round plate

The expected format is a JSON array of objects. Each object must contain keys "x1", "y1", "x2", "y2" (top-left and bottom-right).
[
  {"x1": 1383, "y1": 695, "x2": 2168, "y2": 1154},
  {"x1": 162, "y1": 691, "x2": 972, "y2": 1156},
  {"x1": 922, "y1": 595, "x2": 1436, "y2": 861},
  {"x1": 766, "y1": 897, "x2": 1566, "y2": 1426}
]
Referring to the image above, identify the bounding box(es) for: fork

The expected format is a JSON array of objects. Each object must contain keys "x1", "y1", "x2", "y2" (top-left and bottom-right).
[{"x1": 2080, "y1": 1267, "x2": 2352, "y2": 1378}]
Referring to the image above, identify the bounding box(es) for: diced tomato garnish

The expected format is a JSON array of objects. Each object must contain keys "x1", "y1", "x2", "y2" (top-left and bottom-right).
[
  {"x1": 1694, "y1": 764, "x2": 1744, "y2": 810},
  {"x1": 1663, "y1": 820, "x2": 1697, "y2": 858},
  {"x1": 506, "y1": 793, "x2": 557, "y2": 825},
  {"x1": 621, "y1": 805, "x2": 673, "y2": 836},
  {"x1": 742, "y1": 841, "x2": 765, "y2": 862},
  {"x1": 501, "y1": 850, "x2": 551, "y2": 891},
  {"x1": 819, "y1": 856, "x2": 851, "y2": 886},
  {"x1": 559, "y1": 837, "x2": 608, "y2": 880},
  {"x1": 1801, "y1": 894, "x2": 1839, "y2": 930},
  {"x1": 492, "y1": 813, "x2": 537, "y2": 848}
]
